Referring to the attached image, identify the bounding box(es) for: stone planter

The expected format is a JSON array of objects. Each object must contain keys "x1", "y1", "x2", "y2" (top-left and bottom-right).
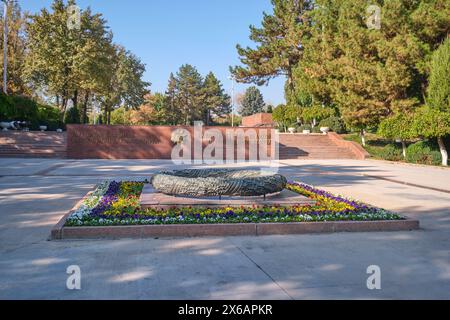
[
  {"x1": 39, "y1": 125, "x2": 47, "y2": 132},
  {"x1": 288, "y1": 127, "x2": 296, "y2": 134},
  {"x1": 0, "y1": 122, "x2": 11, "y2": 131},
  {"x1": 320, "y1": 127, "x2": 330, "y2": 134},
  {"x1": 302, "y1": 130, "x2": 311, "y2": 134}
]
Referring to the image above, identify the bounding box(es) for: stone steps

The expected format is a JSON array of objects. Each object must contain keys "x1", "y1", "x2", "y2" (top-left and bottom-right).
[
  {"x1": 0, "y1": 131, "x2": 67, "y2": 158},
  {"x1": 279, "y1": 134, "x2": 359, "y2": 160}
]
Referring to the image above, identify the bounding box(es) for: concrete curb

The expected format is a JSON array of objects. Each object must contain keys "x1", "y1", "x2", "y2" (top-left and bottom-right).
[
  {"x1": 52, "y1": 219, "x2": 420, "y2": 240},
  {"x1": 51, "y1": 183, "x2": 420, "y2": 240}
]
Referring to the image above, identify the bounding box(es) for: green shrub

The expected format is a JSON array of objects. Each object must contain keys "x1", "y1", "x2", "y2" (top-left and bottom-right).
[
  {"x1": 311, "y1": 126, "x2": 322, "y2": 133},
  {"x1": 378, "y1": 144, "x2": 403, "y2": 161},
  {"x1": 297, "y1": 124, "x2": 312, "y2": 132},
  {"x1": 406, "y1": 141, "x2": 442, "y2": 166},
  {"x1": 37, "y1": 104, "x2": 64, "y2": 130},
  {"x1": 319, "y1": 116, "x2": 346, "y2": 134},
  {"x1": 10, "y1": 95, "x2": 39, "y2": 122},
  {"x1": 0, "y1": 93, "x2": 14, "y2": 120},
  {"x1": 64, "y1": 106, "x2": 81, "y2": 124}
]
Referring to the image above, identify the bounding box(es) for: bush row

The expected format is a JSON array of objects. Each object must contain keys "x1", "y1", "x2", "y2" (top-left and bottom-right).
[{"x1": 0, "y1": 93, "x2": 65, "y2": 131}]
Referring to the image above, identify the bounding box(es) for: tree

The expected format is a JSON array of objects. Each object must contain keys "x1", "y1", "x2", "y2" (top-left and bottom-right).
[
  {"x1": 300, "y1": 105, "x2": 335, "y2": 127},
  {"x1": 0, "y1": 1, "x2": 28, "y2": 95},
  {"x1": 293, "y1": 0, "x2": 450, "y2": 146},
  {"x1": 421, "y1": 39, "x2": 450, "y2": 166},
  {"x1": 99, "y1": 45, "x2": 150, "y2": 124},
  {"x1": 24, "y1": 0, "x2": 149, "y2": 124},
  {"x1": 164, "y1": 73, "x2": 178, "y2": 125},
  {"x1": 110, "y1": 106, "x2": 131, "y2": 125},
  {"x1": 64, "y1": 106, "x2": 80, "y2": 124},
  {"x1": 378, "y1": 113, "x2": 415, "y2": 158},
  {"x1": 239, "y1": 86, "x2": 265, "y2": 116},
  {"x1": 202, "y1": 72, "x2": 231, "y2": 125},
  {"x1": 175, "y1": 64, "x2": 204, "y2": 125},
  {"x1": 130, "y1": 104, "x2": 155, "y2": 125},
  {"x1": 230, "y1": 0, "x2": 313, "y2": 98},
  {"x1": 272, "y1": 103, "x2": 299, "y2": 132},
  {"x1": 412, "y1": 108, "x2": 450, "y2": 166}
]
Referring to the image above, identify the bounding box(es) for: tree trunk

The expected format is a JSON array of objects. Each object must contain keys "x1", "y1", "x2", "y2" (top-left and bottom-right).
[
  {"x1": 104, "y1": 105, "x2": 108, "y2": 125},
  {"x1": 401, "y1": 140, "x2": 407, "y2": 159},
  {"x1": 82, "y1": 91, "x2": 90, "y2": 124},
  {"x1": 72, "y1": 90, "x2": 78, "y2": 110},
  {"x1": 437, "y1": 137, "x2": 448, "y2": 166},
  {"x1": 107, "y1": 110, "x2": 111, "y2": 125},
  {"x1": 360, "y1": 129, "x2": 366, "y2": 147}
]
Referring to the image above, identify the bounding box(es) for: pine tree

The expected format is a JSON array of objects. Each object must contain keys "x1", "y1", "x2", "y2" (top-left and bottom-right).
[
  {"x1": 164, "y1": 73, "x2": 178, "y2": 125},
  {"x1": 239, "y1": 86, "x2": 265, "y2": 117},
  {"x1": 202, "y1": 72, "x2": 231, "y2": 125},
  {"x1": 294, "y1": 0, "x2": 449, "y2": 145},
  {"x1": 230, "y1": 0, "x2": 313, "y2": 97},
  {"x1": 175, "y1": 64, "x2": 204, "y2": 125}
]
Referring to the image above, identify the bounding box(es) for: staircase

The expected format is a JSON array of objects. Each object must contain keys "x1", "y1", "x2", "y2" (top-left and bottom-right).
[
  {"x1": 0, "y1": 131, "x2": 67, "y2": 158},
  {"x1": 279, "y1": 133, "x2": 362, "y2": 160}
]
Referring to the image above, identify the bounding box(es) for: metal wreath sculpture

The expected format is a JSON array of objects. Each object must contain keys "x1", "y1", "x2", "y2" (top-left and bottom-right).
[{"x1": 151, "y1": 169, "x2": 287, "y2": 197}]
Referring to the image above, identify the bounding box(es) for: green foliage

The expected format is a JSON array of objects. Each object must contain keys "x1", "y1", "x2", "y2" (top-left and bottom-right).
[
  {"x1": 412, "y1": 107, "x2": 450, "y2": 139},
  {"x1": 293, "y1": 0, "x2": 449, "y2": 131},
  {"x1": 297, "y1": 124, "x2": 312, "y2": 132},
  {"x1": 378, "y1": 113, "x2": 415, "y2": 140},
  {"x1": 406, "y1": 141, "x2": 442, "y2": 166},
  {"x1": 319, "y1": 116, "x2": 346, "y2": 134},
  {"x1": 230, "y1": 0, "x2": 313, "y2": 96},
  {"x1": 0, "y1": 93, "x2": 15, "y2": 119},
  {"x1": 64, "y1": 107, "x2": 81, "y2": 124},
  {"x1": 239, "y1": 86, "x2": 265, "y2": 116},
  {"x1": 301, "y1": 105, "x2": 335, "y2": 125},
  {"x1": 377, "y1": 144, "x2": 404, "y2": 162},
  {"x1": 110, "y1": 107, "x2": 131, "y2": 125},
  {"x1": 202, "y1": 72, "x2": 231, "y2": 124},
  {"x1": 36, "y1": 104, "x2": 63, "y2": 130},
  {"x1": 10, "y1": 95, "x2": 39, "y2": 122},
  {"x1": 427, "y1": 37, "x2": 450, "y2": 113},
  {"x1": 0, "y1": 2, "x2": 28, "y2": 95},
  {"x1": 272, "y1": 104, "x2": 299, "y2": 131}
]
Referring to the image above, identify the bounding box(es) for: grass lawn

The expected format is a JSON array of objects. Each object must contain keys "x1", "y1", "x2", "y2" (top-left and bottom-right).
[
  {"x1": 65, "y1": 180, "x2": 403, "y2": 227},
  {"x1": 343, "y1": 132, "x2": 405, "y2": 161}
]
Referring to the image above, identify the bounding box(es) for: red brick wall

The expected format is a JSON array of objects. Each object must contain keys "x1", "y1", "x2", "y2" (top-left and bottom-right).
[
  {"x1": 67, "y1": 125, "x2": 275, "y2": 160},
  {"x1": 241, "y1": 113, "x2": 274, "y2": 127}
]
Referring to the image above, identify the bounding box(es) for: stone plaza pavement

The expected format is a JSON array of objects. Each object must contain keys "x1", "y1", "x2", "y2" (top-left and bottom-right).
[{"x1": 0, "y1": 158, "x2": 449, "y2": 299}]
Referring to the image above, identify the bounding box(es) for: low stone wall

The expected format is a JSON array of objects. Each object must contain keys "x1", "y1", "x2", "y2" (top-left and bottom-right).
[
  {"x1": 67, "y1": 125, "x2": 276, "y2": 160},
  {"x1": 327, "y1": 132, "x2": 370, "y2": 160},
  {"x1": 241, "y1": 113, "x2": 274, "y2": 127}
]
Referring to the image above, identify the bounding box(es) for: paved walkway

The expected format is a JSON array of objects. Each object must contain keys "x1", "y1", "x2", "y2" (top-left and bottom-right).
[{"x1": 0, "y1": 159, "x2": 449, "y2": 299}]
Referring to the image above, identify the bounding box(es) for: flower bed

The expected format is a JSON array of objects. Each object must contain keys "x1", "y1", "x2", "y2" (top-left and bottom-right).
[{"x1": 65, "y1": 180, "x2": 403, "y2": 227}]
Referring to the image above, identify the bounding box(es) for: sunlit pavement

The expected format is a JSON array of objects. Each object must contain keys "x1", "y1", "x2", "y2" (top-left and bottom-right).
[{"x1": 0, "y1": 158, "x2": 449, "y2": 299}]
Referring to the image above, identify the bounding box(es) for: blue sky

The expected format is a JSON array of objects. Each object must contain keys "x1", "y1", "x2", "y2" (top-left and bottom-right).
[{"x1": 20, "y1": 0, "x2": 286, "y2": 106}]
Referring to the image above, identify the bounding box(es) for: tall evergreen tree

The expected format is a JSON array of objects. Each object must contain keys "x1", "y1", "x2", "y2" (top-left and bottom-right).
[
  {"x1": 230, "y1": 0, "x2": 313, "y2": 99},
  {"x1": 239, "y1": 86, "x2": 265, "y2": 116},
  {"x1": 202, "y1": 72, "x2": 231, "y2": 125},
  {"x1": 175, "y1": 64, "x2": 204, "y2": 125},
  {"x1": 164, "y1": 73, "x2": 178, "y2": 125},
  {"x1": 294, "y1": 0, "x2": 449, "y2": 145}
]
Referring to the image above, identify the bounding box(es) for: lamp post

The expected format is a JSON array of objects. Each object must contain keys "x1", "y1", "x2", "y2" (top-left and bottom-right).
[
  {"x1": 228, "y1": 75, "x2": 235, "y2": 127},
  {"x1": 2, "y1": 0, "x2": 8, "y2": 94}
]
